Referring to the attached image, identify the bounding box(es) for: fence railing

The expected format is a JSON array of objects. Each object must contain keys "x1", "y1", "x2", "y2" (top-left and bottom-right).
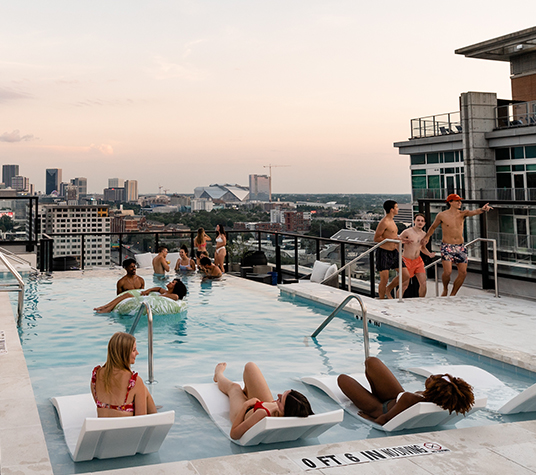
[
  {"x1": 0, "y1": 196, "x2": 39, "y2": 249},
  {"x1": 410, "y1": 111, "x2": 461, "y2": 139},
  {"x1": 495, "y1": 100, "x2": 536, "y2": 129}
]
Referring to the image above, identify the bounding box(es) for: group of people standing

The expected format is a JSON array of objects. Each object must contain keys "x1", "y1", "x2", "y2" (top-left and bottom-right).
[{"x1": 374, "y1": 195, "x2": 492, "y2": 298}]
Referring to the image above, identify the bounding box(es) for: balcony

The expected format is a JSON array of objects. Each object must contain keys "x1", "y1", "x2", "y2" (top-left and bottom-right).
[
  {"x1": 413, "y1": 188, "x2": 536, "y2": 202},
  {"x1": 410, "y1": 111, "x2": 461, "y2": 139},
  {"x1": 495, "y1": 100, "x2": 536, "y2": 129}
]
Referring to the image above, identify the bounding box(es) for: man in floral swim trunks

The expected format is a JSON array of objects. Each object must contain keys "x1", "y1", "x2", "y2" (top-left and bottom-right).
[{"x1": 422, "y1": 194, "x2": 492, "y2": 296}]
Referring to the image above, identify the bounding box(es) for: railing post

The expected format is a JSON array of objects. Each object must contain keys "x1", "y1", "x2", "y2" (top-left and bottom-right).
[
  {"x1": 257, "y1": 231, "x2": 262, "y2": 252},
  {"x1": 119, "y1": 233, "x2": 123, "y2": 264},
  {"x1": 370, "y1": 250, "x2": 376, "y2": 297},
  {"x1": 294, "y1": 235, "x2": 299, "y2": 279},
  {"x1": 276, "y1": 235, "x2": 282, "y2": 284},
  {"x1": 340, "y1": 243, "x2": 346, "y2": 290},
  {"x1": 479, "y1": 210, "x2": 492, "y2": 289},
  {"x1": 316, "y1": 238, "x2": 320, "y2": 261},
  {"x1": 81, "y1": 235, "x2": 85, "y2": 270},
  {"x1": 155, "y1": 233, "x2": 159, "y2": 252}
]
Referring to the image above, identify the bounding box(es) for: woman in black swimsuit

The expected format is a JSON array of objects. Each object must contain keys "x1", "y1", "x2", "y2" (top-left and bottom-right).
[{"x1": 213, "y1": 362, "x2": 313, "y2": 439}]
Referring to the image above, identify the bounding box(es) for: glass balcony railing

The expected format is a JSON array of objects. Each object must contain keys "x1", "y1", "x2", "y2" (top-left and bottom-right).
[
  {"x1": 413, "y1": 188, "x2": 536, "y2": 202},
  {"x1": 495, "y1": 100, "x2": 536, "y2": 129},
  {"x1": 412, "y1": 188, "x2": 465, "y2": 201},
  {"x1": 410, "y1": 111, "x2": 461, "y2": 139}
]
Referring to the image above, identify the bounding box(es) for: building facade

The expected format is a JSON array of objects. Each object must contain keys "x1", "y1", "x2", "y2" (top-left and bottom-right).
[
  {"x1": 249, "y1": 174, "x2": 270, "y2": 201},
  {"x1": 11, "y1": 176, "x2": 30, "y2": 192},
  {"x1": 124, "y1": 180, "x2": 138, "y2": 202},
  {"x1": 46, "y1": 168, "x2": 62, "y2": 195},
  {"x1": 2, "y1": 165, "x2": 19, "y2": 188},
  {"x1": 42, "y1": 204, "x2": 111, "y2": 267},
  {"x1": 108, "y1": 178, "x2": 124, "y2": 188},
  {"x1": 71, "y1": 177, "x2": 88, "y2": 197}
]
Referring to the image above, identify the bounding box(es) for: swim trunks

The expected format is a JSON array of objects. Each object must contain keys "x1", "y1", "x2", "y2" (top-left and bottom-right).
[
  {"x1": 375, "y1": 248, "x2": 406, "y2": 272},
  {"x1": 402, "y1": 256, "x2": 425, "y2": 278},
  {"x1": 440, "y1": 243, "x2": 468, "y2": 264}
]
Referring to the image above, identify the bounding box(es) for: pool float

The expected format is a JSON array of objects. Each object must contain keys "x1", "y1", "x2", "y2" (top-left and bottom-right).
[{"x1": 113, "y1": 289, "x2": 187, "y2": 316}]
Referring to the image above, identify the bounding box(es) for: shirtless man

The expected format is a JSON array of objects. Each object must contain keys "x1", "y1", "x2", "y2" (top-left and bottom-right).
[
  {"x1": 422, "y1": 194, "x2": 492, "y2": 296},
  {"x1": 199, "y1": 256, "x2": 222, "y2": 279},
  {"x1": 116, "y1": 258, "x2": 145, "y2": 294},
  {"x1": 399, "y1": 214, "x2": 436, "y2": 297},
  {"x1": 374, "y1": 200, "x2": 409, "y2": 299},
  {"x1": 152, "y1": 246, "x2": 170, "y2": 276}
]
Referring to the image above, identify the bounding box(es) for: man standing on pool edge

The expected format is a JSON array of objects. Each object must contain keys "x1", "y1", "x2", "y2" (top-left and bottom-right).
[{"x1": 422, "y1": 194, "x2": 492, "y2": 297}]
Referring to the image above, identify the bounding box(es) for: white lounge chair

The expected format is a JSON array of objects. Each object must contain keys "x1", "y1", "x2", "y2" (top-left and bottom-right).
[
  {"x1": 301, "y1": 374, "x2": 486, "y2": 432},
  {"x1": 408, "y1": 364, "x2": 536, "y2": 415},
  {"x1": 50, "y1": 393, "x2": 175, "y2": 462},
  {"x1": 183, "y1": 383, "x2": 343, "y2": 446}
]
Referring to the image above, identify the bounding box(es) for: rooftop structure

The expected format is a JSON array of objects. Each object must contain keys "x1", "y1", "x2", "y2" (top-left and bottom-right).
[{"x1": 194, "y1": 184, "x2": 249, "y2": 203}]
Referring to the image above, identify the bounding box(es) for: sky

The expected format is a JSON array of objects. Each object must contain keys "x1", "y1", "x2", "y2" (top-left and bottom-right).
[{"x1": 1, "y1": 1, "x2": 535, "y2": 195}]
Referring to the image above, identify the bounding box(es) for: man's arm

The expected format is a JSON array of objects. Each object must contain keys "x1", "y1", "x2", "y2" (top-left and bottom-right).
[
  {"x1": 116, "y1": 278, "x2": 124, "y2": 295},
  {"x1": 421, "y1": 214, "x2": 442, "y2": 245},
  {"x1": 463, "y1": 203, "x2": 493, "y2": 217},
  {"x1": 374, "y1": 219, "x2": 387, "y2": 243}
]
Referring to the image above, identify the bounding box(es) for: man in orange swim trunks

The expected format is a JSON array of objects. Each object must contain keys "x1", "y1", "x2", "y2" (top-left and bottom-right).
[{"x1": 399, "y1": 213, "x2": 436, "y2": 297}]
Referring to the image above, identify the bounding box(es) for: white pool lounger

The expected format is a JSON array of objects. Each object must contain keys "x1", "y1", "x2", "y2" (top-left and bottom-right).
[
  {"x1": 50, "y1": 393, "x2": 175, "y2": 462},
  {"x1": 183, "y1": 383, "x2": 344, "y2": 446},
  {"x1": 301, "y1": 374, "x2": 487, "y2": 432},
  {"x1": 408, "y1": 364, "x2": 536, "y2": 415}
]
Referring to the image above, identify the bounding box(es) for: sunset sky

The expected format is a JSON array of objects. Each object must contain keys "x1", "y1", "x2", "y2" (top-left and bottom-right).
[{"x1": 1, "y1": 1, "x2": 534, "y2": 195}]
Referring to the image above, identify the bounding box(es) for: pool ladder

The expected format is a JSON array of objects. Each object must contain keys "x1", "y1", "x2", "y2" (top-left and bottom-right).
[
  {"x1": 311, "y1": 294, "x2": 369, "y2": 359},
  {"x1": 129, "y1": 302, "x2": 155, "y2": 385}
]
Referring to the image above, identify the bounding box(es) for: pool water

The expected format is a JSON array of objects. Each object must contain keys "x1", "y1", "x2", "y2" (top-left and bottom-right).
[{"x1": 8, "y1": 269, "x2": 536, "y2": 474}]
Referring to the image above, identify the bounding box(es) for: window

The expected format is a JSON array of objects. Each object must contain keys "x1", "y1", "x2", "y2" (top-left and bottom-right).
[
  {"x1": 495, "y1": 148, "x2": 510, "y2": 160},
  {"x1": 427, "y1": 153, "x2": 439, "y2": 164},
  {"x1": 513, "y1": 147, "x2": 524, "y2": 159},
  {"x1": 411, "y1": 169, "x2": 426, "y2": 175},
  {"x1": 412, "y1": 176, "x2": 426, "y2": 189},
  {"x1": 496, "y1": 165, "x2": 511, "y2": 172},
  {"x1": 411, "y1": 154, "x2": 425, "y2": 165},
  {"x1": 500, "y1": 215, "x2": 514, "y2": 233},
  {"x1": 444, "y1": 152, "x2": 455, "y2": 163},
  {"x1": 526, "y1": 146, "x2": 536, "y2": 159},
  {"x1": 428, "y1": 176, "x2": 440, "y2": 189},
  {"x1": 497, "y1": 174, "x2": 511, "y2": 188}
]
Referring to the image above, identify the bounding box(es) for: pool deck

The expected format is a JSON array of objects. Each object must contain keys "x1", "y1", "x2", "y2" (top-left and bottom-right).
[{"x1": 1, "y1": 273, "x2": 536, "y2": 474}]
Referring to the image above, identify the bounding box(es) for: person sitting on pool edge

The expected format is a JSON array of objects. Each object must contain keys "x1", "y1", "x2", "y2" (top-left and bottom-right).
[
  {"x1": 337, "y1": 357, "x2": 474, "y2": 426},
  {"x1": 94, "y1": 278, "x2": 187, "y2": 313},
  {"x1": 199, "y1": 256, "x2": 222, "y2": 278},
  {"x1": 214, "y1": 362, "x2": 314, "y2": 440},
  {"x1": 116, "y1": 258, "x2": 145, "y2": 294},
  {"x1": 91, "y1": 332, "x2": 157, "y2": 417}
]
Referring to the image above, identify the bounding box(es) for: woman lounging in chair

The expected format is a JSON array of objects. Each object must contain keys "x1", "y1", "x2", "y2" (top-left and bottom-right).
[
  {"x1": 91, "y1": 332, "x2": 157, "y2": 417},
  {"x1": 214, "y1": 362, "x2": 314, "y2": 440},
  {"x1": 338, "y1": 357, "x2": 474, "y2": 426}
]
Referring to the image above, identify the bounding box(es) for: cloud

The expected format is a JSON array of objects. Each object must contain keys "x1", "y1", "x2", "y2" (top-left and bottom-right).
[
  {"x1": 183, "y1": 39, "x2": 208, "y2": 59},
  {"x1": 0, "y1": 129, "x2": 36, "y2": 142},
  {"x1": 0, "y1": 87, "x2": 30, "y2": 103},
  {"x1": 88, "y1": 143, "x2": 114, "y2": 155},
  {"x1": 153, "y1": 56, "x2": 208, "y2": 81}
]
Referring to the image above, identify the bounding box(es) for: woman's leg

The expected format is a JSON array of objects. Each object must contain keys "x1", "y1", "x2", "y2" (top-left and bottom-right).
[
  {"x1": 337, "y1": 374, "x2": 383, "y2": 417},
  {"x1": 364, "y1": 357, "x2": 404, "y2": 402},
  {"x1": 214, "y1": 363, "x2": 247, "y2": 423},
  {"x1": 242, "y1": 362, "x2": 273, "y2": 402},
  {"x1": 94, "y1": 293, "x2": 133, "y2": 313}
]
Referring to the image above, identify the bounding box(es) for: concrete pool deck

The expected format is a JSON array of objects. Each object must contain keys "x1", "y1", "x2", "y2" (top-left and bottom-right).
[{"x1": 1, "y1": 272, "x2": 536, "y2": 474}]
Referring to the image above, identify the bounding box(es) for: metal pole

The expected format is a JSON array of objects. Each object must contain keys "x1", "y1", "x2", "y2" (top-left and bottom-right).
[
  {"x1": 276, "y1": 238, "x2": 282, "y2": 284},
  {"x1": 258, "y1": 231, "x2": 262, "y2": 252},
  {"x1": 294, "y1": 235, "x2": 299, "y2": 279},
  {"x1": 340, "y1": 243, "x2": 346, "y2": 290},
  {"x1": 398, "y1": 240, "x2": 403, "y2": 302},
  {"x1": 493, "y1": 240, "x2": 499, "y2": 298},
  {"x1": 370, "y1": 250, "x2": 376, "y2": 298},
  {"x1": 119, "y1": 233, "x2": 123, "y2": 264},
  {"x1": 81, "y1": 235, "x2": 85, "y2": 270}
]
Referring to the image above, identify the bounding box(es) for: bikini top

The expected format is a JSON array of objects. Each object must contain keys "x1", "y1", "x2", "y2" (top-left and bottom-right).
[
  {"x1": 91, "y1": 365, "x2": 138, "y2": 413},
  {"x1": 246, "y1": 400, "x2": 271, "y2": 417},
  {"x1": 195, "y1": 242, "x2": 207, "y2": 249},
  {"x1": 216, "y1": 236, "x2": 224, "y2": 243}
]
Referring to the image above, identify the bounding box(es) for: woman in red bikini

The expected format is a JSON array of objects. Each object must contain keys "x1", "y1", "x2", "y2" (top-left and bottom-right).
[
  {"x1": 91, "y1": 332, "x2": 157, "y2": 417},
  {"x1": 214, "y1": 362, "x2": 314, "y2": 440},
  {"x1": 194, "y1": 228, "x2": 211, "y2": 265}
]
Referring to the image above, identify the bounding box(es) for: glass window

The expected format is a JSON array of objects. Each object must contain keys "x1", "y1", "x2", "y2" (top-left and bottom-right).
[
  {"x1": 428, "y1": 175, "x2": 440, "y2": 189},
  {"x1": 496, "y1": 165, "x2": 511, "y2": 172},
  {"x1": 411, "y1": 154, "x2": 425, "y2": 165},
  {"x1": 412, "y1": 176, "x2": 426, "y2": 189},
  {"x1": 444, "y1": 152, "x2": 455, "y2": 163},
  {"x1": 495, "y1": 148, "x2": 510, "y2": 160},
  {"x1": 445, "y1": 168, "x2": 455, "y2": 174},
  {"x1": 530, "y1": 217, "x2": 536, "y2": 236},
  {"x1": 500, "y1": 215, "x2": 514, "y2": 233},
  {"x1": 527, "y1": 164, "x2": 536, "y2": 171},
  {"x1": 526, "y1": 146, "x2": 536, "y2": 159},
  {"x1": 527, "y1": 172, "x2": 536, "y2": 189},
  {"x1": 513, "y1": 147, "x2": 524, "y2": 159},
  {"x1": 497, "y1": 173, "x2": 511, "y2": 188},
  {"x1": 460, "y1": 150, "x2": 464, "y2": 161},
  {"x1": 513, "y1": 165, "x2": 525, "y2": 171},
  {"x1": 411, "y1": 169, "x2": 426, "y2": 175},
  {"x1": 427, "y1": 153, "x2": 439, "y2": 164}
]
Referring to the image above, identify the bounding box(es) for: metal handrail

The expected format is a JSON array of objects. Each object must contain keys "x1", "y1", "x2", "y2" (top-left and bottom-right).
[
  {"x1": 424, "y1": 238, "x2": 499, "y2": 297},
  {"x1": 0, "y1": 246, "x2": 38, "y2": 272},
  {"x1": 320, "y1": 238, "x2": 404, "y2": 302},
  {"x1": 311, "y1": 294, "x2": 370, "y2": 359},
  {"x1": 0, "y1": 251, "x2": 24, "y2": 325},
  {"x1": 129, "y1": 302, "x2": 155, "y2": 384}
]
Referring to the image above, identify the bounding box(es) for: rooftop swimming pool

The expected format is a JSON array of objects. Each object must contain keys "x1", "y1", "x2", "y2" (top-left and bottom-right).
[{"x1": 8, "y1": 269, "x2": 536, "y2": 474}]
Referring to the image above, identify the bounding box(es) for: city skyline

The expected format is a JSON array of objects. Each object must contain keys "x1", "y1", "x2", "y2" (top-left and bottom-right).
[{"x1": 2, "y1": 3, "x2": 534, "y2": 194}]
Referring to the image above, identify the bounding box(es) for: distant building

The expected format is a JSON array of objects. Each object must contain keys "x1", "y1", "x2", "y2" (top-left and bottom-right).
[
  {"x1": 71, "y1": 177, "x2": 87, "y2": 197},
  {"x1": 65, "y1": 185, "x2": 79, "y2": 204},
  {"x1": 249, "y1": 174, "x2": 270, "y2": 201},
  {"x1": 11, "y1": 175, "x2": 30, "y2": 192},
  {"x1": 41, "y1": 204, "x2": 111, "y2": 267},
  {"x1": 124, "y1": 180, "x2": 138, "y2": 202},
  {"x1": 395, "y1": 203, "x2": 413, "y2": 224},
  {"x1": 194, "y1": 184, "x2": 249, "y2": 203},
  {"x1": 191, "y1": 198, "x2": 214, "y2": 212},
  {"x1": 283, "y1": 211, "x2": 311, "y2": 232},
  {"x1": 103, "y1": 187, "x2": 125, "y2": 202},
  {"x1": 330, "y1": 229, "x2": 375, "y2": 243},
  {"x1": 2, "y1": 165, "x2": 19, "y2": 188},
  {"x1": 255, "y1": 222, "x2": 282, "y2": 232},
  {"x1": 169, "y1": 194, "x2": 191, "y2": 207},
  {"x1": 108, "y1": 178, "x2": 124, "y2": 188},
  {"x1": 46, "y1": 168, "x2": 62, "y2": 195}
]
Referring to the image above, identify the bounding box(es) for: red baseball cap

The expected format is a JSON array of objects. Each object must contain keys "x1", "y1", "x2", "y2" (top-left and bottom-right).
[{"x1": 446, "y1": 193, "x2": 462, "y2": 202}]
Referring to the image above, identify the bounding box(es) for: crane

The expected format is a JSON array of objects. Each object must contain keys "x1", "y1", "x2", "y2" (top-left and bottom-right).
[{"x1": 263, "y1": 164, "x2": 290, "y2": 202}]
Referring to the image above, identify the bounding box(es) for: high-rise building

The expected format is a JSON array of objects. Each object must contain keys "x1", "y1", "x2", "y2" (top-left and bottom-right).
[
  {"x1": 46, "y1": 168, "x2": 62, "y2": 195},
  {"x1": 11, "y1": 175, "x2": 30, "y2": 192},
  {"x1": 70, "y1": 177, "x2": 87, "y2": 197},
  {"x1": 108, "y1": 178, "x2": 124, "y2": 188},
  {"x1": 124, "y1": 180, "x2": 138, "y2": 202},
  {"x1": 2, "y1": 165, "x2": 19, "y2": 188},
  {"x1": 249, "y1": 174, "x2": 271, "y2": 201},
  {"x1": 103, "y1": 187, "x2": 125, "y2": 202}
]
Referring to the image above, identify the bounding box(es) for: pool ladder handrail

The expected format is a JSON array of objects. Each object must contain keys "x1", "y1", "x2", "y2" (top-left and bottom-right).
[
  {"x1": 0, "y1": 246, "x2": 39, "y2": 272},
  {"x1": 311, "y1": 294, "x2": 370, "y2": 359},
  {"x1": 0, "y1": 250, "x2": 24, "y2": 326},
  {"x1": 320, "y1": 238, "x2": 404, "y2": 301},
  {"x1": 424, "y1": 238, "x2": 499, "y2": 298},
  {"x1": 129, "y1": 302, "x2": 155, "y2": 385}
]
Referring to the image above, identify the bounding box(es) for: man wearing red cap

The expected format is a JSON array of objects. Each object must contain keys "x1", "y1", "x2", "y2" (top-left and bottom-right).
[{"x1": 422, "y1": 195, "x2": 492, "y2": 296}]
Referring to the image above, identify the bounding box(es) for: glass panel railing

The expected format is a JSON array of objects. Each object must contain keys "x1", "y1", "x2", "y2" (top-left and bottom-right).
[{"x1": 410, "y1": 111, "x2": 461, "y2": 139}]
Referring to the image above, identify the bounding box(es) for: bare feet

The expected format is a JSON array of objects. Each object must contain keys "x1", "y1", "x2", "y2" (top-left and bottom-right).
[
  {"x1": 94, "y1": 306, "x2": 107, "y2": 313},
  {"x1": 441, "y1": 288, "x2": 449, "y2": 297},
  {"x1": 214, "y1": 362, "x2": 227, "y2": 382}
]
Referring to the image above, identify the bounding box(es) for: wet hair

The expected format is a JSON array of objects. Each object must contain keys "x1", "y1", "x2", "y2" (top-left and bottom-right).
[
  {"x1": 180, "y1": 244, "x2": 189, "y2": 256},
  {"x1": 383, "y1": 200, "x2": 397, "y2": 213},
  {"x1": 284, "y1": 390, "x2": 314, "y2": 417},
  {"x1": 422, "y1": 374, "x2": 475, "y2": 415},
  {"x1": 216, "y1": 224, "x2": 226, "y2": 237},
  {"x1": 200, "y1": 256, "x2": 212, "y2": 266},
  {"x1": 171, "y1": 278, "x2": 187, "y2": 299},
  {"x1": 122, "y1": 257, "x2": 136, "y2": 269},
  {"x1": 414, "y1": 213, "x2": 426, "y2": 220},
  {"x1": 102, "y1": 332, "x2": 136, "y2": 392},
  {"x1": 157, "y1": 246, "x2": 168, "y2": 253}
]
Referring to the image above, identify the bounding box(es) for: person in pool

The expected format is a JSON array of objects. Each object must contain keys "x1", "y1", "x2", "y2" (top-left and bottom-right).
[
  {"x1": 174, "y1": 245, "x2": 196, "y2": 272},
  {"x1": 337, "y1": 357, "x2": 475, "y2": 426},
  {"x1": 91, "y1": 332, "x2": 157, "y2": 417},
  {"x1": 116, "y1": 258, "x2": 145, "y2": 294},
  {"x1": 199, "y1": 256, "x2": 222, "y2": 279},
  {"x1": 94, "y1": 279, "x2": 187, "y2": 313},
  {"x1": 214, "y1": 362, "x2": 314, "y2": 440}
]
